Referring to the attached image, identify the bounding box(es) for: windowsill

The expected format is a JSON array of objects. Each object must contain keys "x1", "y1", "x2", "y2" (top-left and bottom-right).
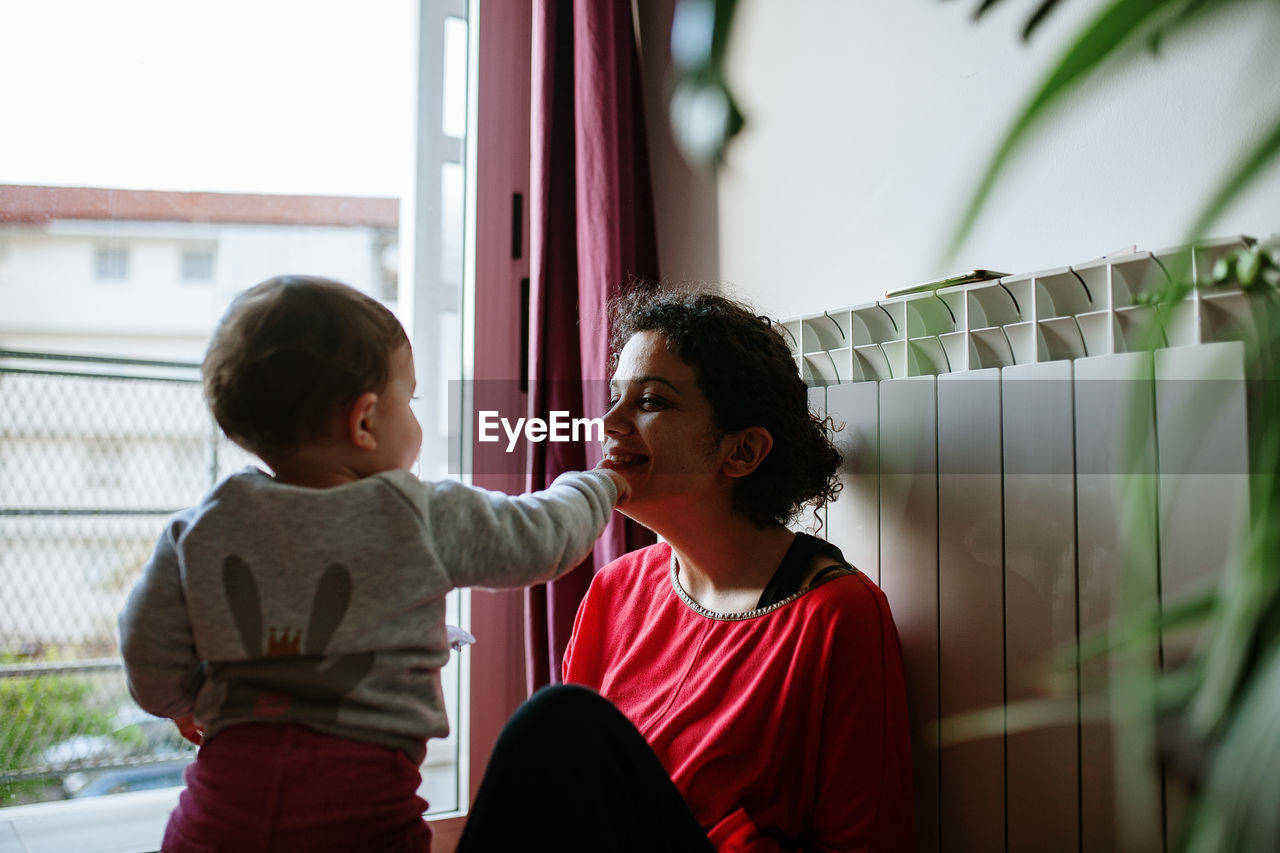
[
  {"x1": 0, "y1": 790, "x2": 466, "y2": 853},
  {"x1": 0, "y1": 788, "x2": 180, "y2": 853}
]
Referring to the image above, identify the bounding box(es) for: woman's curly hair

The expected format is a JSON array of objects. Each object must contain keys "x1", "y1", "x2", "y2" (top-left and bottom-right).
[{"x1": 609, "y1": 287, "x2": 843, "y2": 529}]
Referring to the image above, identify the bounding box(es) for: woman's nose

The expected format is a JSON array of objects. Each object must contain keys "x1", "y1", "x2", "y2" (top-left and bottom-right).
[{"x1": 602, "y1": 400, "x2": 631, "y2": 435}]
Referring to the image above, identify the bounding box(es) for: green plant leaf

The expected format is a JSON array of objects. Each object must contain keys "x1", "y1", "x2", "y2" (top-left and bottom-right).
[
  {"x1": 972, "y1": 0, "x2": 1008, "y2": 22},
  {"x1": 1070, "y1": 588, "x2": 1217, "y2": 667},
  {"x1": 1190, "y1": 438, "x2": 1280, "y2": 734},
  {"x1": 1148, "y1": 0, "x2": 1216, "y2": 54},
  {"x1": 947, "y1": 0, "x2": 1182, "y2": 261},
  {"x1": 936, "y1": 694, "x2": 1114, "y2": 746},
  {"x1": 1023, "y1": 0, "x2": 1068, "y2": 41},
  {"x1": 1185, "y1": 109, "x2": 1280, "y2": 244},
  {"x1": 669, "y1": 0, "x2": 746, "y2": 168},
  {"x1": 1238, "y1": 248, "x2": 1262, "y2": 287},
  {"x1": 1213, "y1": 253, "x2": 1236, "y2": 283},
  {"x1": 1186, "y1": 641, "x2": 1280, "y2": 853},
  {"x1": 709, "y1": 0, "x2": 739, "y2": 64}
]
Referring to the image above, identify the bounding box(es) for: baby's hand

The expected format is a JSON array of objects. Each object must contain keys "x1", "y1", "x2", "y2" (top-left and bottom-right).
[
  {"x1": 597, "y1": 466, "x2": 631, "y2": 505},
  {"x1": 447, "y1": 624, "x2": 477, "y2": 651},
  {"x1": 173, "y1": 714, "x2": 204, "y2": 746}
]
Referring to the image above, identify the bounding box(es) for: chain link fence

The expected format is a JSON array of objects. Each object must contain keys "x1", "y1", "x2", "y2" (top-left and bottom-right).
[{"x1": 0, "y1": 350, "x2": 255, "y2": 806}]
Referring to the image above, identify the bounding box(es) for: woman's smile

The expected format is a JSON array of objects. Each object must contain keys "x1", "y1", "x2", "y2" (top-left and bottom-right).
[{"x1": 600, "y1": 450, "x2": 649, "y2": 469}]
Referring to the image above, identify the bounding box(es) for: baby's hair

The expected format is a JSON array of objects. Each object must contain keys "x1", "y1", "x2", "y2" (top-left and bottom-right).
[{"x1": 203, "y1": 275, "x2": 409, "y2": 460}]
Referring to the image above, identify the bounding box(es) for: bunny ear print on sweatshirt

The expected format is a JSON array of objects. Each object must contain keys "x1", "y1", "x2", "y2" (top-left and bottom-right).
[
  {"x1": 213, "y1": 556, "x2": 374, "y2": 724},
  {"x1": 222, "y1": 554, "x2": 263, "y2": 656},
  {"x1": 304, "y1": 564, "x2": 353, "y2": 656}
]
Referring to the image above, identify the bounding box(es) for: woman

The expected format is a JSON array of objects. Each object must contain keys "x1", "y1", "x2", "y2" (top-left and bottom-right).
[{"x1": 460, "y1": 289, "x2": 914, "y2": 852}]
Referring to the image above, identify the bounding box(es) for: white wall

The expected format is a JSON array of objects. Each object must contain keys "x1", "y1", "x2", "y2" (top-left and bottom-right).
[{"x1": 715, "y1": 0, "x2": 1280, "y2": 319}]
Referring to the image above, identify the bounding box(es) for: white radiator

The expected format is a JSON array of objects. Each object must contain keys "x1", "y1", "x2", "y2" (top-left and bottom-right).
[{"x1": 786, "y1": 237, "x2": 1256, "y2": 853}]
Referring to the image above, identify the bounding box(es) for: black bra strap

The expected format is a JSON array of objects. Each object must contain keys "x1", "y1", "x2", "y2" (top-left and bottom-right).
[{"x1": 756, "y1": 533, "x2": 856, "y2": 609}]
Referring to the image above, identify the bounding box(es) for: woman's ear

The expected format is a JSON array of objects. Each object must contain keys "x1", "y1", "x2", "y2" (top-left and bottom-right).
[
  {"x1": 721, "y1": 426, "x2": 773, "y2": 479},
  {"x1": 346, "y1": 392, "x2": 380, "y2": 450}
]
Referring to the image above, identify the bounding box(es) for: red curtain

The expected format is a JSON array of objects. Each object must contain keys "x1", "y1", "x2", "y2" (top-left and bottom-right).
[{"x1": 525, "y1": 0, "x2": 659, "y2": 693}]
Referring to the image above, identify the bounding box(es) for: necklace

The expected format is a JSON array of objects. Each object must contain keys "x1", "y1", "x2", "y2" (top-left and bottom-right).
[{"x1": 668, "y1": 552, "x2": 804, "y2": 622}]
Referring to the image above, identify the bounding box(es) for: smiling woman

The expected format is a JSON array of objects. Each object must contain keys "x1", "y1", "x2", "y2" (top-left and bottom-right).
[{"x1": 458, "y1": 289, "x2": 916, "y2": 852}]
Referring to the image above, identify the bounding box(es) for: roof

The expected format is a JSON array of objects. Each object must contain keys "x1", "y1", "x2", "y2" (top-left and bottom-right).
[{"x1": 0, "y1": 184, "x2": 399, "y2": 228}]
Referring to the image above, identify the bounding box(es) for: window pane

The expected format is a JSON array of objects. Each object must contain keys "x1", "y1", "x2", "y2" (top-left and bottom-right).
[
  {"x1": 95, "y1": 246, "x2": 128, "y2": 280},
  {"x1": 0, "y1": 0, "x2": 468, "y2": 825},
  {"x1": 442, "y1": 17, "x2": 469, "y2": 139},
  {"x1": 180, "y1": 248, "x2": 215, "y2": 282}
]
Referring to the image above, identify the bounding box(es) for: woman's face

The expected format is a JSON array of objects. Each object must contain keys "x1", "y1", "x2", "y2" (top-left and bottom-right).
[{"x1": 602, "y1": 331, "x2": 735, "y2": 523}]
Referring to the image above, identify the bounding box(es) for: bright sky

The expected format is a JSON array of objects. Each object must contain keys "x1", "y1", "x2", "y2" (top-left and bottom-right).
[{"x1": 0, "y1": 1, "x2": 416, "y2": 197}]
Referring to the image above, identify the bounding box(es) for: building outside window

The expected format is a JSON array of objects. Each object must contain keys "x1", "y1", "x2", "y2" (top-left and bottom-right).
[
  {"x1": 180, "y1": 247, "x2": 215, "y2": 282},
  {"x1": 94, "y1": 245, "x2": 128, "y2": 280}
]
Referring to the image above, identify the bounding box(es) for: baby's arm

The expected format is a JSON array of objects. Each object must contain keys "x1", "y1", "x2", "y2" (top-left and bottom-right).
[
  {"x1": 594, "y1": 466, "x2": 630, "y2": 504},
  {"x1": 419, "y1": 469, "x2": 625, "y2": 589},
  {"x1": 118, "y1": 516, "x2": 205, "y2": 723}
]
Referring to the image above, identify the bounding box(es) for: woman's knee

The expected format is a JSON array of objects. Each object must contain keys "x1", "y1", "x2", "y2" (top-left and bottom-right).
[{"x1": 504, "y1": 683, "x2": 623, "y2": 742}]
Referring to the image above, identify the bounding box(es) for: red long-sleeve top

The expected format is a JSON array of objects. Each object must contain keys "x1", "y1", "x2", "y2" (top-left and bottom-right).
[{"x1": 563, "y1": 542, "x2": 915, "y2": 852}]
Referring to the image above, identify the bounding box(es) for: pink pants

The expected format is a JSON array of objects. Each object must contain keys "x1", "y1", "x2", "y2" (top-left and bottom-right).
[{"x1": 162, "y1": 723, "x2": 432, "y2": 852}]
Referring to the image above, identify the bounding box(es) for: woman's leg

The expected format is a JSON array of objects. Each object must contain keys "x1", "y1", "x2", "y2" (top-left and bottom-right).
[{"x1": 458, "y1": 684, "x2": 714, "y2": 852}]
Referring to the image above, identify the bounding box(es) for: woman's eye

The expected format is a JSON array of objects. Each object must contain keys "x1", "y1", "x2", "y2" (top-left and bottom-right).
[{"x1": 639, "y1": 395, "x2": 666, "y2": 411}]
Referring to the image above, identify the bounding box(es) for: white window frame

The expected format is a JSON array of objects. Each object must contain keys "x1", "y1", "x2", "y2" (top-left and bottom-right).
[
  {"x1": 0, "y1": 3, "x2": 533, "y2": 850},
  {"x1": 423, "y1": 0, "x2": 534, "y2": 846},
  {"x1": 402, "y1": 0, "x2": 474, "y2": 840}
]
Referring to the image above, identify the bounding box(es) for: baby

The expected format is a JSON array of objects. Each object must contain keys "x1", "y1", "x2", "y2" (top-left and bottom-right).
[{"x1": 119, "y1": 274, "x2": 626, "y2": 851}]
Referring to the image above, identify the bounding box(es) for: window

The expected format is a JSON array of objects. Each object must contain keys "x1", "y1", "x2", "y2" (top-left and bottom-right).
[
  {"x1": 180, "y1": 248, "x2": 215, "y2": 282},
  {"x1": 94, "y1": 245, "x2": 128, "y2": 280},
  {"x1": 0, "y1": 2, "x2": 476, "y2": 848}
]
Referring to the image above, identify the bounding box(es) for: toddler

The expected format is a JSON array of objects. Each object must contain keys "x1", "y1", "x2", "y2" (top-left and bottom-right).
[{"x1": 119, "y1": 274, "x2": 626, "y2": 852}]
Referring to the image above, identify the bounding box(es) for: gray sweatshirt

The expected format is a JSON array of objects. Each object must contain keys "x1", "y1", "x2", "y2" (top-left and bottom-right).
[{"x1": 118, "y1": 467, "x2": 618, "y2": 762}]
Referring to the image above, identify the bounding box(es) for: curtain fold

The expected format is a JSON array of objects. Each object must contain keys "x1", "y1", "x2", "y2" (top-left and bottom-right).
[{"x1": 526, "y1": 0, "x2": 659, "y2": 693}]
